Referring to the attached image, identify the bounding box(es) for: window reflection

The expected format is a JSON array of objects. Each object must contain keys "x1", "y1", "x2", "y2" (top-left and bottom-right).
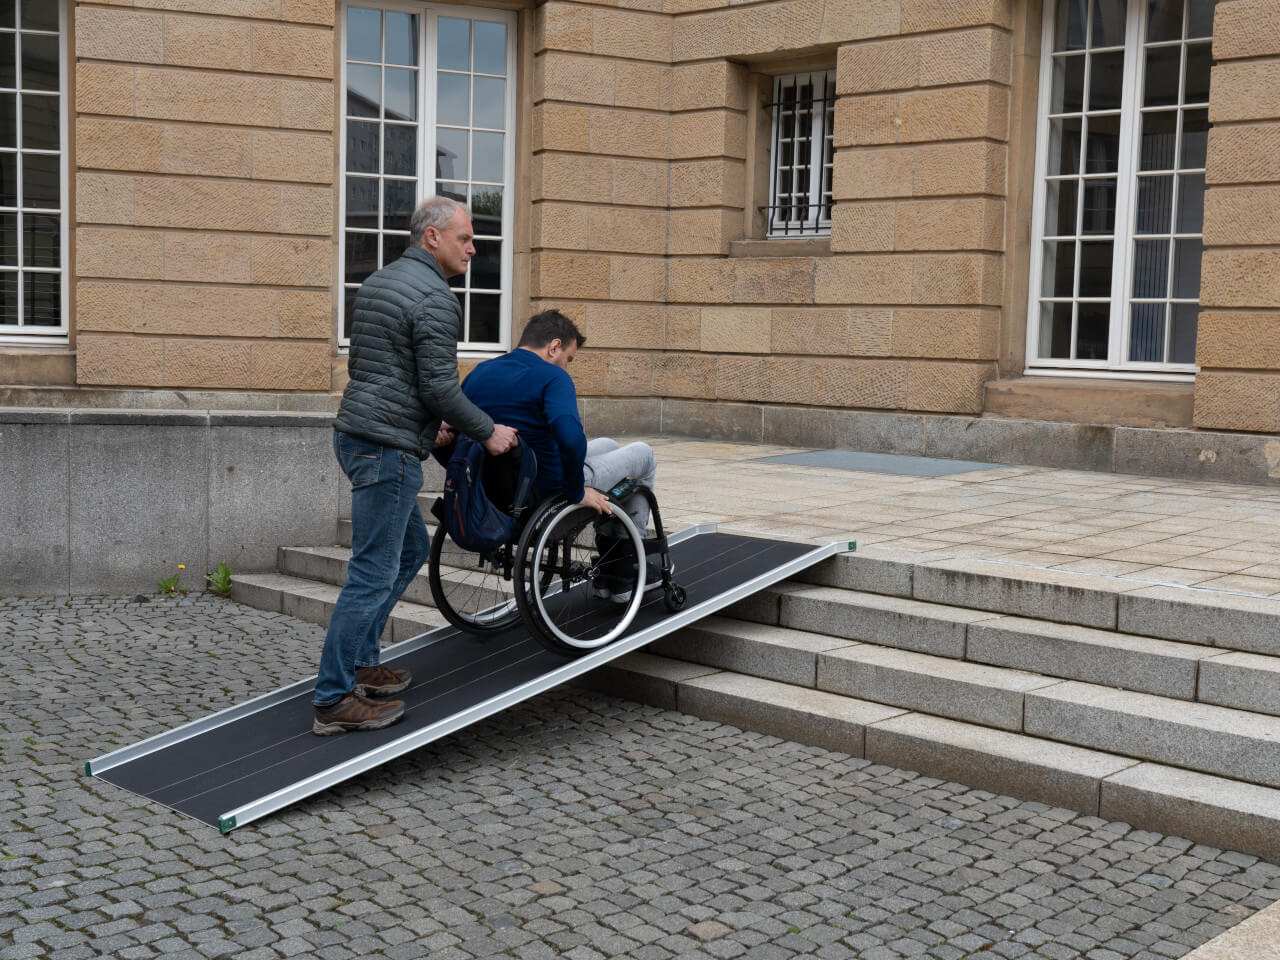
[
  {"x1": 342, "y1": 10, "x2": 512, "y2": 348},
  {"x1": 1129, "y1": 303, "x2": 1165, "y2": 361},
  {"x1": 0, "y1": 272, "x2": 15, "y2": 323},
  {"x1": 20, "y1": 33, "x2": 57, "y2": 91},
  {"x1": 23, "y1": 213, "x2": 57, "y2": 268},
  {"x1": 437, "y1": 18, "x2": 470, "y2": 72},
  {"x1": 0, "y1": 212, "x2": 13, "y2": 265},
  {"x1": 382, "y1": 123, "x2": 415, "y2": 177},
  {"x1": 385, "y1": 11, "x2": 417, "y2": 66},
  {"x1": 469, "y1": 293, "x2": 500, "y2": 343},
  {"x1": 24, "y1": 270, "x2": 58, "y2": 325},
  {"x1": 474, "y1": 22, "x2": 506, "y2": 76},
  {"x1": 470, "y1": 239, "x2": 501, "y2": 290},
  {"x1": 347, "y1": 8, "x2": 381, "y2": 62}
]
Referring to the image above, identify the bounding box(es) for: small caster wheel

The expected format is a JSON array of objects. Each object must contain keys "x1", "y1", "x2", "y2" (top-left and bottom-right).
[{"x1": 664, "y1": 583, "x2": 686, "y2": 612}]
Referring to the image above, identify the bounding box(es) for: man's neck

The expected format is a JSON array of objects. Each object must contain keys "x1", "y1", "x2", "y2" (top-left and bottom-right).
[{"x1": 517, "y1": 345, "x2": 551, "y2": 363}]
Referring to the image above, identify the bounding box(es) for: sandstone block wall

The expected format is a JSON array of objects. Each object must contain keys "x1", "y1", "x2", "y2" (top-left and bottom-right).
[
  {"x1": 56, "y1": 0, "x2": 1280, "y2": 434},
  {"x1": 1194, "y1": 0, "x2": 1280, "y2": 432},
  {"x1": 531, "y1": 0, "x2": 1009, "y2": 416},
  {"x1": 73, "y1": 0, "x2": 335, "y2": 392}
]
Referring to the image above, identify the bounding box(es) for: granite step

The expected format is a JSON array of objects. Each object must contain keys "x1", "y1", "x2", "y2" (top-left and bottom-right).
[
  {"x1": 278, "y1": 544, "x2": 516, "y2": 614},
  {"x1": 791, "y1": 547, "x2": 1280, "y2": 656},
  {"x1": 658, "y1": 613, "x2": 1280, "y2": 788},
  {"x1": 715, "y1": 582, "x2": 1280, "y2": 715},
  {"x1": 579, "y1": 653, "x2": 1280, "y2": 863},
  {"x1": 229, "y1": 571, "x2": 446, "y2": 643},
  {"x1": 337, "y1": 495, "x2": 440, "y2": 547}
]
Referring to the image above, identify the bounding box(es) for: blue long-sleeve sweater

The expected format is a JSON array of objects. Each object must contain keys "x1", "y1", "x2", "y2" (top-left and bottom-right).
[{"x1": 460, "y1": 348, "x2": 586, "y2": 503}]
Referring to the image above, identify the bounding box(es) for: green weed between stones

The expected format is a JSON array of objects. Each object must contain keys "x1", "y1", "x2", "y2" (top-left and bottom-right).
[{"x1": 205, "y1": 561, "x2": 233, "y2": 597}]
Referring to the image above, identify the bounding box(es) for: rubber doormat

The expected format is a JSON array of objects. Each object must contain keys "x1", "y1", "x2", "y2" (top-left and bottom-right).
[{"x1": 753, "y1": 449, "x2": 1005, "y2": 477}]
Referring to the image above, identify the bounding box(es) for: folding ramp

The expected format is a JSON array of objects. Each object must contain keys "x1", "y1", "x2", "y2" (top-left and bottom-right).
[{"x1": 87, "y1": 526, "x2": 851, "y2": 833}]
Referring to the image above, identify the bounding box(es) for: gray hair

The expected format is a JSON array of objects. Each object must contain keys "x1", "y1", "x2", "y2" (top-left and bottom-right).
[{"x1": 410, "y1": 196, "x2": 468, "y2": 246}]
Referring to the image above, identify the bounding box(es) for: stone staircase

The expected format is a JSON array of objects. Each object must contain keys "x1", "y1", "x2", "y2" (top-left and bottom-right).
[{"x1": 231, "y1": 503, "x2": 1280, "y2": 862}]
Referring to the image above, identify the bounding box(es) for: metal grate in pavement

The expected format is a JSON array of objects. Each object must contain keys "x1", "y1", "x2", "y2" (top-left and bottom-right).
[{"x1": 754, "y1": 448, "x2": 1005, "y2": 477}]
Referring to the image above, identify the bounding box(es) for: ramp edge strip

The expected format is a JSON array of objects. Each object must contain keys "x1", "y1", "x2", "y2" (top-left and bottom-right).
[
  {"x1": 217, "y1": 535, "x2": 849, "y2": 832},
  {"x1": 85, "y1": 523, "x2": 720, "y2": 778}
]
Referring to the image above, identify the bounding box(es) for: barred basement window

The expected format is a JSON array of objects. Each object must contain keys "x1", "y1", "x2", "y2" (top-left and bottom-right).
[
  {"x1": 340, "y1": 3, "x2": 515, "y2": 350},
  {"x1": 765, "y1": 71, "x2": 835, "y2": 237},
  {"x1": 0, "y1": 1, "x2": 65, "y2": 340},
  {"x1": 1028, "y1": 0, "x2": 1215, "y2": 374}
]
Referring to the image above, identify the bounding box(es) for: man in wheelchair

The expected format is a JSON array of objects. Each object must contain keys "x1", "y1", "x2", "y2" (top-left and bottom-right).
[
  {"x1": 435, "y1": 312, "x2": 680, "y2": 660},
  {"x1": 440, "y1": 309, "x2": 665, "y2": 606}
]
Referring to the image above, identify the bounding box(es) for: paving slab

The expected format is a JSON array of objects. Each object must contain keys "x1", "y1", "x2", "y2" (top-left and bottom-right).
[{"x1": 1180, "y1": 899, "x2": 1280, "y2": 960}]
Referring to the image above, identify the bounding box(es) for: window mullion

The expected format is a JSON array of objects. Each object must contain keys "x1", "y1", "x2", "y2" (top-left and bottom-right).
[
  {"x1": 1109, "y1": 0, "x2": 1147, "y2": 368},
  {"x1": 1025, "y1": 0, "x2": 1058, "y2": 368},
  {"x1": 807, "y1": 72, "x2": 827, "y2": 233},
  {"x1": 14, "y1": 23, "x2": 22, "y2": 329}
]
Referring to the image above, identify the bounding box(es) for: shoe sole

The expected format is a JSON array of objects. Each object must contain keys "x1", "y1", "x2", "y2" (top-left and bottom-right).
[
  {"x1": 354, "y1": 678, "x2": 411, "y2": 697},
  {"x1": 312, "y1": 706, "x2": 405, "y2": 736}
]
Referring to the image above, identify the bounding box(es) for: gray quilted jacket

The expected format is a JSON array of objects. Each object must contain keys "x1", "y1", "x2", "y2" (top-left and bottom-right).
[{"x1": 334, "y1": 246, "x2": 494, "y2": 458}]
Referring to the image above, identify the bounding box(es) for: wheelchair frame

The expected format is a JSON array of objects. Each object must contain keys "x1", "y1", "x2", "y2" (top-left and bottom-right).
[{"x1": 428, "y1": 479, "x2": 685, "y2": 655}]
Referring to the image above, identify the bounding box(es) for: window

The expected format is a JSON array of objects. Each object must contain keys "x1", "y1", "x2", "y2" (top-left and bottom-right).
[
  {"x1": 0, "y1": 1, "x2": 65, "y2": 341},
  {"x1": 1028, "y1": 0, "x2": 1215, "y2": 374},
  {"x1": 766, "y1": 71, "x2": 835, "y2": 237},
  {"x1": 340, "y1": 3, "x2": 515, "y2": 350}
]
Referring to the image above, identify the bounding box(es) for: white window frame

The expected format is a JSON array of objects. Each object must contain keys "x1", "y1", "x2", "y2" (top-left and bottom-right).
[
  {"x1": 337, "y1": 0, "x2": 517, "y2": 355},
  {"x1": 0, "y1": 1, "x2": 68, "y2": 345},
  {"x1": 1025, "y1": 0, "x2": 1208, "y2": 380},
  {"x1": 766, "y1": 70, "x2": 834, "y2": 238}
]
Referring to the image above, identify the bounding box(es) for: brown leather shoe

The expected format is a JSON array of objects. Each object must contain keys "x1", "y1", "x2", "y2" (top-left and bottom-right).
[
  {"x1": 354, "y1": 663, "x2": 411, "y2": 697},
  {"x1": 313, "y1": 691, "x2": 405, "y2": 735}
]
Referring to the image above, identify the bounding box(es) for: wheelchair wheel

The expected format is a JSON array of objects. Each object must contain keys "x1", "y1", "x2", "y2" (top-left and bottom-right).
[
  {"x1": 514, "y1": 499, "x2": 646, "y2": 654},
  {"x1": 427, "y1": 524, "x2": 521, "y2": 634}
]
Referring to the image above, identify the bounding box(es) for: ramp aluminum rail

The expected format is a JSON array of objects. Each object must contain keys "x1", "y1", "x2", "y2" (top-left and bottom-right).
[{"x1": 87, "y1": 526, "x2": 852, "y2": 833}]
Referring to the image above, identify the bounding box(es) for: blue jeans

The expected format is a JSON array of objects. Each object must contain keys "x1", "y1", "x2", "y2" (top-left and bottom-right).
[{"x1": 313, "y1": 432, "x2": 431, "y2": 707}]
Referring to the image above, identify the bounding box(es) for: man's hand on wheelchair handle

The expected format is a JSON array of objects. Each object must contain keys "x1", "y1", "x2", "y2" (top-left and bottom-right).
[
  {"x1": 580, "y1": 487, "x2": 612, "y2": 515},
  {"x1": 483, "y1": 423, "x2": 518, "y2": 456},
  {"x1": 435, "y1": 422, "x2": 456, "y2": 449}
]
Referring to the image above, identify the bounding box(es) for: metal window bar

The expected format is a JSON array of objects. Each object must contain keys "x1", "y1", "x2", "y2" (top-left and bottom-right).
[{"x1": 765, "y1": 71, "x2": 835, "y2": 237}]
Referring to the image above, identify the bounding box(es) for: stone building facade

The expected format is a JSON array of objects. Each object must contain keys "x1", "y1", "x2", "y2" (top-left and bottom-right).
[{"x1": 4, "y1": 0, "x2": 1279, "y2": 451}]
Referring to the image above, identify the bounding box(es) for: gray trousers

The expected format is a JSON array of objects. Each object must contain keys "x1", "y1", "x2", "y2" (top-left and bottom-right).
[{"x1": 582, "y1": 438, "x2": 657, "y2": 533}]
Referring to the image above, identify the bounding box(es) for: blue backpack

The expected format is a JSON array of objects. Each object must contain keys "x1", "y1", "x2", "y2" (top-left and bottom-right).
[{"x1": 439, "y1": 436, "x2": 537, "y2": 553}]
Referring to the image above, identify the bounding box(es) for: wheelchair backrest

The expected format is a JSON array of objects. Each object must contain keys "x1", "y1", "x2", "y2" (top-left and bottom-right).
[{"x1": 441, "y1": 437, "x2": 538, "y2": 553}]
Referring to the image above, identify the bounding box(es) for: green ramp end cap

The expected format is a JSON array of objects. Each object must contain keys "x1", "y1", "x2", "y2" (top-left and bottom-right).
[
  {"x1": 218, "y1": 816, "x2": 236, "y2": 834},
  {"x1": 846, "y1": 540, "x2": 857, "y2": 552},
  {"x1": 83, "y1": 761, "x2": 91, "y2": 776}
]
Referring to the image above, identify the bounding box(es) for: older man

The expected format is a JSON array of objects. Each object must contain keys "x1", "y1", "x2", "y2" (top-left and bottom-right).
[{"x1": 312, "y1": 196, "x2": 517, "y2": 735}]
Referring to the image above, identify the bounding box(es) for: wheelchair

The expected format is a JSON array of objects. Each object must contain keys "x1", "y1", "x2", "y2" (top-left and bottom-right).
[{"x1": 427, "y1": 444, "x2": 686, "y2": 655}]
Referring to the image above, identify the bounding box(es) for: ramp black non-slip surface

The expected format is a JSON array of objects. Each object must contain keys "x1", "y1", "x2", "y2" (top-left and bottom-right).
[{"x1": 90, "y1": 530, "x2": 834, "y2": 831}]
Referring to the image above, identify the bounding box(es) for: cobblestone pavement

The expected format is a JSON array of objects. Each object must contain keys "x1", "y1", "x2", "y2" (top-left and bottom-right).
[{"x1": 3, "y1": 595, "x2": 1278, "y2": 960}]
